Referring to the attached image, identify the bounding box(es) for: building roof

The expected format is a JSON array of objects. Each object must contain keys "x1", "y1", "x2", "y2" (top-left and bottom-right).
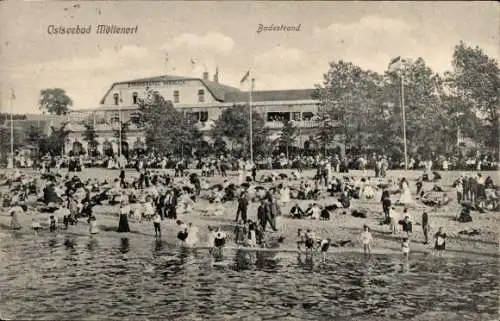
[
  {"x1": 99, "y1": 74, "x2": 242, "y2": 104},
  {"x1": 224, "y1": 89, "x2": 317, "y2": 103}
]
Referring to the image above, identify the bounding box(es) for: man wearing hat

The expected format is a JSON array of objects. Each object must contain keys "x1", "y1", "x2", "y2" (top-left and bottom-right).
[{"x1": 235, "y1": 191, "x2": 249, "y2": 223}]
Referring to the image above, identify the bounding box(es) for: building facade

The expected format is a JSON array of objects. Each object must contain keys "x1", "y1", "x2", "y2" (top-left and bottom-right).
[{"x1": 11, "y1": 72, "x2": 327, "y2": 156}]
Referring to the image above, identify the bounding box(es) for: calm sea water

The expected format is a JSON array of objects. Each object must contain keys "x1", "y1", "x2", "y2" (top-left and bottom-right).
[{"x1": 0, "y1": 231, "x2": 498, "y2": 321}]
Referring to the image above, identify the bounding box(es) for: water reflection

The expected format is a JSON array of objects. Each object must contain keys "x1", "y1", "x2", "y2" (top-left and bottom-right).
[
  {"x1": 119, "y1": 237, "x2": 129, "y2": 253},
  {"x1": 87, "y1": 237, "x2": 99, "y2": 251},
  {"x1": 0, "y1": 236, "x2": 497, "y2": 321},
  {"x1": 64, "y1": 236, "x2": 75, "y2": 249},
  {"x1": 48, "y1": 238, "x2": 57, "y2": 247}
]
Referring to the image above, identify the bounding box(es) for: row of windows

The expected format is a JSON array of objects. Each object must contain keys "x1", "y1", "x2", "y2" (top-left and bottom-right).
[
  {"x1": 267, "y1": 112, "x2": 315, "y2": 122},
  {"x1": 107, "y1": 111, "x2": 315, "y2": 124},
  {"x1": 112, "y1": 90, "x2": 206, "y2": 105}
]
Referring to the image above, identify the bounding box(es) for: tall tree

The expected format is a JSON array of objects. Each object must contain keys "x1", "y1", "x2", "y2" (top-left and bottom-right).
[
  {"x1": 0, "y1": 126, "x2": 22, "y2": 164},
  {"x1": 82, "y1": 124, "x2": 99, "y2": 156},
  {"x1": 448, "y1": 42, "x2": 499, "y2": 155},
  {"x1": 279, "y1": 120, "x2": 299, "y2": 159},
  {"x1": 384, "y1": 57, "x2": 445, "y2": 160},
  {"x1": 314, "y1": 61, "x2": 382, "y2": 154},
  {"x1": 23, "y1": 125, "x2": 47, "y2": 159},
  {"x1": 46, "y1": 123, "x2": 70, "y2": 156},
  {"x1": 136, "y1": 91, "x2": 202, "y2": 157},
  {"x1": 39, "y1": 88, "x2": 73, "y2": 115},
  {"x1": 211, "y1": 104, "x2": 269, "y2": 159}
]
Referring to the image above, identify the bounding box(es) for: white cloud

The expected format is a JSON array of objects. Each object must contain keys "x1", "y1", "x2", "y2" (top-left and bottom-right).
[
  {"x1": 162, "y1": 32, "x2": 235, "y2": 54},
  {"x1": 253, "y1": 46, "x2": 324, "y2": 75},
  {"x1": 312, "y1": 15, "x2": 420, "y2": 71}
]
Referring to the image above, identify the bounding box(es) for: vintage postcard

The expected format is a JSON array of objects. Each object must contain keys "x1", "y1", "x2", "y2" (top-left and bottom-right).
[{"x1": 0, "y1": 1, "x2": 498, "y2": 321}]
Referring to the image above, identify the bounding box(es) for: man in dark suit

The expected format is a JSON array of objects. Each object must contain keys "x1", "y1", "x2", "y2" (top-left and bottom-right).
[
  {"x1": 164, "y1": 190, "x2": 177, "y2": 219},
  {"x1": 257, "y1": 199, "x2": 276, "y2": 232},
  {"x1": 235, "y1": 191, "x2": 249, "y2": 222}
]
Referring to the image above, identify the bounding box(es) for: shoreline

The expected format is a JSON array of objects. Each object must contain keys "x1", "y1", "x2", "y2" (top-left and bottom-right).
[
  {"x1": 1, "y1": 168, "x2": 498, "y2": 262},
  {"x1": 1, "y1": 208, "x2": 498, "y2": 261}
]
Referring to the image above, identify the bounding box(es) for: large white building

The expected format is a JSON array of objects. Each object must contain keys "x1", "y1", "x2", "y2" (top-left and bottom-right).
[{"x1": 11, "y1": 71, "x2": 325, "y2": 156}]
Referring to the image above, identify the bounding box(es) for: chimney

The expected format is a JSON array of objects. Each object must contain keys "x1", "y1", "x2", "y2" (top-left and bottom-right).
[
  {"x1": 203, "y1": 72, "x2": 209, "y2": 81},
  {"x1": 213, "y1": 67, "x2": 219, "y2": 83}
]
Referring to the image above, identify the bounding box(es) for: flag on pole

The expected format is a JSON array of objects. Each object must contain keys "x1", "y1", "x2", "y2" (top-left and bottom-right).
[
  {"x1": 388, "y1": 56, "x2": 402, "y2": 73},
  {"x1": 10, "y1": 88, "x2": 16, "y2": 100},
  {"x1": 240, "y1": 70, "x2": 250, "y2": 85}
]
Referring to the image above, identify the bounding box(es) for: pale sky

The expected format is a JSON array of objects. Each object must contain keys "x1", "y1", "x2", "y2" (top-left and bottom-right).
[{"x1": 0, "y1": 1, "x2": 498, "y2": 114}]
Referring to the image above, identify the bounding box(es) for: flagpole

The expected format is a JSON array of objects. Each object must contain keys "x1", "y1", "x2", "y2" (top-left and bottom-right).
[
  {"x1": 401, "y1": 73, "x2": 408, "y2": 171},
  {"x1": 118, "y1": 91, "x2": 122, "y2": 163},
  {"x1": 249, "y1": 78, "x2": 254, "y2": 163},
  {"x1": 10, "y1": 92, "x2": 14, "y2": 169}
]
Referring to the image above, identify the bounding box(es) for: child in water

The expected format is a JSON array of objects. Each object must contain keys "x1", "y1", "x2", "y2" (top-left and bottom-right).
[
  {"x1": 434, "y1": 227, "x2": 446, "y2": 257},
  {"x1": 176, "y1": 220, "x2": 188, "y2": 245},
  {"x1": 49, "y1": 215, "x2": 57, "y2": 232},
  {"x1": 213, "y1": 228, "x2": 227, "y2": 258},
  {"x1": 319, "y1": 238, "x2": 331, "y2": 262},
  {"x1": 360, "y1": 225, "x2": 373, "y2": 257},
  {"x1": 32, "y1": 218, "x2": 41, "y2": 235},
  {"x1": 304, "y1": 229, "x2": 316, "y2": 259},
  {"x1": 247, "y1": 221, "x2": 257, "y2": 248}
]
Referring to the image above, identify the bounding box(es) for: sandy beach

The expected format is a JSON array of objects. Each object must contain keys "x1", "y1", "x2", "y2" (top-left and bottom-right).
[{"x1": 1, "y1": 168, "x2": 498, "y2": 260}]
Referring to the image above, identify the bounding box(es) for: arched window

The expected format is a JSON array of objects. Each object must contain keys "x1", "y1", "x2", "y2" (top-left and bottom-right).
[
  {"x1": 173, "y1": 90, "x2": 180, "y2": 103},
  {"x1": 198, "y1": 89, "x2": 205, "y2": 102},
  {"x1": 113, "y1": 93, "x2": 119, "y2": 105},
  {"x1": 132, "y1": 92, "x2": 138, "y2": 104}
]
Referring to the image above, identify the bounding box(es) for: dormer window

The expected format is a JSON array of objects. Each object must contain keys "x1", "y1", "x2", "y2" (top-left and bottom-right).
[
  {"x1": 113, "y1": 93, "x2": 119, "y2": 105},
  {"x1": 173, "y1": 90, "x2": 180, "y2": 103},
  {"x1": 132, "y1": 92, "x2": 138, "y2": 104},
  {"x1": 198, "y1": 89, "x2": 205, "y2": 103}
]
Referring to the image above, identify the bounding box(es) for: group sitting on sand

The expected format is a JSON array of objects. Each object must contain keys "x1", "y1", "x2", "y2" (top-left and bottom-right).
[{"x1": 1, "y1": 155, "x2": 498, "y2": 263}]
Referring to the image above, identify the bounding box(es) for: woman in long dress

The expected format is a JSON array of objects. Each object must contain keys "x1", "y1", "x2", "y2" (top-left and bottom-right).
[
  {"x1": 280, "y1": 185, "x2": 291, "y2": 204},
  {"x1": 117, "y1": 203, "x2": 131, "y2": 233},
  {"x1": 185, "y1": 222, "x2": 199, "y2": 247},
  {"x1": 398, "y1": 178, "x2": 413, "y2": 205}
]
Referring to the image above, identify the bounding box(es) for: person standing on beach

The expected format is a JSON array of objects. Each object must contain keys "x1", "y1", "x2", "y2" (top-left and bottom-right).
[
  {"x1": 381, "y1": 189, "x2": 391, "y2": 222},
  {"x1": 235, "y1": 191, "x2": 248, "y2": 223},
  {"x1": 455, "y1": 178, "x2": 463, "y2": 204},
  {"x1": 389, "y1": 206, "x2": 400, "y2": 235},
  {"x1": 257, "y1": 199, "x2": 276, "y2": 232},
  {"x1": 119, "y1": 170, "x2": 126, "y2": 188},
  {"x1": 421, "y1": 211, "x2": 430, "y2": 244}
]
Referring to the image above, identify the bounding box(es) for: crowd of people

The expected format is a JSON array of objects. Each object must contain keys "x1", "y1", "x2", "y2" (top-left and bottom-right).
[
  {"x1": 7, "y1": 149, "x2": 499, "y2": 173},
  {"x1": 1, "y1": 151, "x2": 498, "y2": 263}
]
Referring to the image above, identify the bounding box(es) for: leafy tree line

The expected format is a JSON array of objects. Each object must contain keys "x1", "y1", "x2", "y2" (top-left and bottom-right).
[{"x1": 313, "y1": 41, "x2": 499, "y2": 161}]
